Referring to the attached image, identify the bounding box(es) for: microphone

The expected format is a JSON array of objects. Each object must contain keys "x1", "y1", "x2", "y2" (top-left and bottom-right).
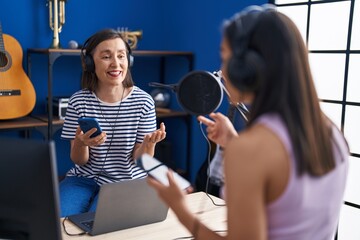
[
  {"x1": 148, "y1": 82, "x2": 177, "y2": 92},
  {"x1": 213, "y1": 70, "x2": 231, "y2": 97},
  {"x1": 149, "y1": 71, "x2": 223, "y2": 115},
  {"x1": 213, "y1": 70, "x2": 249, "y2": 122}
]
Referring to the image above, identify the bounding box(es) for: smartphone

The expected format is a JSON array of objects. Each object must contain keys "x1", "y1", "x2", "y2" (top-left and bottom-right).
[
  {"x1": 78, "y1": 117, "x2": 102, "y2": 138},
  {"x1": 136, "y1": 154, "x2": 191, "y2": 190}
]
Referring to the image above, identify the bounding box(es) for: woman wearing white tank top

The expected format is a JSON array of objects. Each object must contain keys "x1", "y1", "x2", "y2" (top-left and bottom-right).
[{"x1": 148, "y1": 4, "x2": 349, "y2": 240}]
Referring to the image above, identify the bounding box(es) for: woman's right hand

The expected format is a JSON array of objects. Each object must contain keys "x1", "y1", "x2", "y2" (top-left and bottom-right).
[
  {"x1": 147, "y1": 170, "x2": 187, "y2": 213},
  {"x1": 75, "y1": 126, "x2": 107, "y2": 147},
  {"x1": 70, "y1": 126, "x2": 107, "y2": 165},
  {"x1": 197, "y1": 112, "x2": 238, "y2": 148}
]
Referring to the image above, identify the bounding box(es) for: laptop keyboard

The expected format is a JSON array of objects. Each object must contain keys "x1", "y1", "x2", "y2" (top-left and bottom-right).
[{"x1": 81, "y1": 220, "x2": 94, "y2": 230}]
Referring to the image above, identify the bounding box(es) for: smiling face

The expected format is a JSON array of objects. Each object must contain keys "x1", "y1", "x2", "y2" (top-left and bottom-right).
[{"x1": 92, "y1": 37, "x2": 129, "y2": 89}]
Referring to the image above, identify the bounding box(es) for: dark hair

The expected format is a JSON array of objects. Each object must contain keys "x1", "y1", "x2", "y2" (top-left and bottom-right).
[
  {"x1": 224, "y1": 8, "x2": 343, "y2": 176},
  {"x1": 81, "y1": 28, "x2": 134, "y2": 91}
]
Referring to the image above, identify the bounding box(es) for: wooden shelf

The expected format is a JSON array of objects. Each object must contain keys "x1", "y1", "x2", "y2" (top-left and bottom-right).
[
  {"x1": 155, "y1": 108, "x2": 189, "y2": 118},
  {"x1": 0, "y1": 116, "x2": 63, "y2": 130},
  {"x1": 30, "y1": 115, "x2": 65, "y2": 125},
  {"x1": 0, "y1": 110, "x2": 186, "y2": 131},
  {"x1": 0, "y1": 116, "x2": 45, "y2": 130}
]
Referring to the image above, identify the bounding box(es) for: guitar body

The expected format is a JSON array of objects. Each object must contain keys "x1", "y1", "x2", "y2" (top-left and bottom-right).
[{"x1": 0, "y1": 33, "x2": 36, "y2": 120}]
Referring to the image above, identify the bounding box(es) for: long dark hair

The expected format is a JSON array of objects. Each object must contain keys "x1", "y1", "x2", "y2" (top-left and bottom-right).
[
  {"x1": 81, "y1": 28, "x2": 134, "y2": 91},
  {"x1": 224, "y1": 9, "x2": 343, "y2": 176}
]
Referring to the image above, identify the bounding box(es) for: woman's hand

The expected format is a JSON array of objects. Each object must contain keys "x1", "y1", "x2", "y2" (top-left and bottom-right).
[
  {"x1": 143, "y1": 122, "x2": 166, "y2": 145},
  {"x1": 197, "y1": 112, "x2": 237, "y2": 148},
  {"x1": 133, "y1": 122, "x2": 166, "y2": 159},
  {"x1": 70, "y1": 126, "x2": 107, "y2": 165},
  {"x1": 74, "y1": 126, "x2": 107, "y2": 147},
  {"x1": 148, "y1": 171, "x2": 205, "y2": 238},
  {"x1": 147, "y1": 170, "x2": 187, "y2": 211}
]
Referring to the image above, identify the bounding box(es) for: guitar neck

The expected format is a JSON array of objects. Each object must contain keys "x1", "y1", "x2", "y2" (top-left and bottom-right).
[{"x1": 0, "y1": 22, "x2": 5, "y2": 53}]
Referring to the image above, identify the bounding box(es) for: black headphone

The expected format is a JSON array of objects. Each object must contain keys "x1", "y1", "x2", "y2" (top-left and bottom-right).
[
  {"x1": 227, "y1": 5, "x2": 275, "y2": 92},
  {"x1": 81, "y1": 31, "x2": 134, "y2": 73}
]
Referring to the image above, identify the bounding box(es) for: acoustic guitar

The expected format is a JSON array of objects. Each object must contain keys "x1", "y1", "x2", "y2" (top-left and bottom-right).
[{"x1": 0, "y1": 23, "x2": 36, "y2": 120}]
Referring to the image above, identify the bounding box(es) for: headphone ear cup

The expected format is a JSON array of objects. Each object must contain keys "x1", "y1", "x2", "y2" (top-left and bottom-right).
[
  {"x1": 124, "y1": 40, "x2": 134, "y2": 68},
  {"x1": 83, "y1": 52, "x2": 132, "y2": 71},
  {"x1": 84, "y1": 54, "x2": 95, "y2": 72},
  {"x1": 227, "y1": 50, "x2": 265, "y2": 92}
]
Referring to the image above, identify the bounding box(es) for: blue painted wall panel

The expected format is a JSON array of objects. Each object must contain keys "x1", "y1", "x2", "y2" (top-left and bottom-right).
[{"x1": 0, "y1": 0, "x2": 266, "y2": 182}]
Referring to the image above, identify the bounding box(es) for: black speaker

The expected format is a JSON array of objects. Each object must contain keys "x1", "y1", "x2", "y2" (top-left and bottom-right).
[{"x1": 81, "y1": 32, "x2": 134, "y2": 73}]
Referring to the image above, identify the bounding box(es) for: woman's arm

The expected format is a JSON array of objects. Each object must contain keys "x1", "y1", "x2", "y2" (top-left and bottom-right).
[
  {"x1": 148, "y1": 132, "x2": 268, "y2": 240},
  {"x1": 147, "y1": 171, "x2": 224, "y2": 240},
  {"x1": 224, "y1": 131, "x2": 268, "y2": 240},
  {"x1": 147, "y1": 139, "x2": 266, "y2": 239}
]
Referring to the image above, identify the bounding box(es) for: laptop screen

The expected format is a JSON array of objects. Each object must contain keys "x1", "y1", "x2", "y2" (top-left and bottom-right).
[{"x1": 0, "y1": 138, "x2": 62, "y2": 240}]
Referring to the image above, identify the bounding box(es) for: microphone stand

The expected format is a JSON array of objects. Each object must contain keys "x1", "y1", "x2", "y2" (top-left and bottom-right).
[{"x1": 213, "y1": 70, "x2": 249, "y2": 122}]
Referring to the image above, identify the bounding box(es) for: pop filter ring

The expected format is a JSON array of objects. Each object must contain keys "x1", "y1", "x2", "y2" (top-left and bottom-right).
[
  {"x1": 177, "y1": 71, "x2": 223, "y2": 115},
  {"x1": 149, "y1": 71, "x2": 223, "y2": 116}
]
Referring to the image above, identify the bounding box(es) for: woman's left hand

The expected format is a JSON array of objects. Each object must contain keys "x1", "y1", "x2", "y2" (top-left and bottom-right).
[
  {"x1": 144, "y1": 122, "x2": 166, "y2": 145},
  {"x1": 133, "y1": 123, "x2": 166, "y2": 160}
]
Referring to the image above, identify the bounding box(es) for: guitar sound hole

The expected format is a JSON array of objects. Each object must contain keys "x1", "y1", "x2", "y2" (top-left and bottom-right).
[{"x1": 0, "y1": 51, "x2": 9, "y2": 69}]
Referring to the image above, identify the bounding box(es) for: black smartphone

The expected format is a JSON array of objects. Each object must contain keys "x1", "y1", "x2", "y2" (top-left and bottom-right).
[{"x1": 78, "y1": 117, "x2": 102, "y2": 138}]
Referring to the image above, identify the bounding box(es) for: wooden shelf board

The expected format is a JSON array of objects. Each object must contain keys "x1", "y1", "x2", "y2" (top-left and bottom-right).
[
  {"x1": 0, "y1": 116, "x2": 63, "y2": 130},
  {"x1": 0, "y1": 111, "x2": 187, "y2": 130}
]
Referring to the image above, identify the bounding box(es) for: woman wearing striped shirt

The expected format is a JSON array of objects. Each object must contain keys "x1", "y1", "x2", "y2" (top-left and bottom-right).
[{"x1": 59, "y1": 29, "x2": 166, "y2": 217}]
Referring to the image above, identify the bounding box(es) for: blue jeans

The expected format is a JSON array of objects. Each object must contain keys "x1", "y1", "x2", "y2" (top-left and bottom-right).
[{"x1": 59, "y1": 176, "x2": 100, "y2": 217}]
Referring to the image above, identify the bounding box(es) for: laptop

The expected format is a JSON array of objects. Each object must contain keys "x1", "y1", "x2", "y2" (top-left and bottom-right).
[{"x1": 67, "y1": 177, "x2": 169, "y2": 236}]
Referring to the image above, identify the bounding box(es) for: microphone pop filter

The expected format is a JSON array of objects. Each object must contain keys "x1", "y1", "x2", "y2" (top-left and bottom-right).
[
  {"x1": 149, "y1": 70, "x2": 224, "y2": 116},
  {"x1": 176, "y1": 71, "x2": 223, "y2": 115}
]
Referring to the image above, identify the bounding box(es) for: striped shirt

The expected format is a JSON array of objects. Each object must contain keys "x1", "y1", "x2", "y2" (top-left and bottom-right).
[{"x1": 61, "y1": 87, "x2": 156, "y2": 185}]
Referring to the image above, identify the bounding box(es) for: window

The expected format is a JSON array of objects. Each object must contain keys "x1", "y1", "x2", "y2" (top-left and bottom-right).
[{"x1": 270, "y1": 1, "x2": 360, "y2": 239}]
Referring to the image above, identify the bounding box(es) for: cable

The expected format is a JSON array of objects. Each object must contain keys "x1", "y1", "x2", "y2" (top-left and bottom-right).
[
  {"x1": 80, "y1": 89, "x2": 125, "y2": 216},
  {"x1": 213, "y1": 69, "x2": 249, "y2": 122},
  {"x1": 234, "y1": 102, "x2": 249, "y2": 122},
  {"x1": 94, "y1": 87, "x2": 125, "y2": 184},
  {"x1": 198, "y1": 121, "x2": 226, "y2": 207},
  {"x1": 62, "y1": 217, "x2": 87, "y2": 236},
  {"x1": 92, "y1": 96, "x2": 139, "y2": 182}
]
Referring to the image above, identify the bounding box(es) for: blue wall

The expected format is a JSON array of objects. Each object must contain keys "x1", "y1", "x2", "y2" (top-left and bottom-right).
[{"x1": 0, "y1": 0, "x2": 266, "y2": 183}]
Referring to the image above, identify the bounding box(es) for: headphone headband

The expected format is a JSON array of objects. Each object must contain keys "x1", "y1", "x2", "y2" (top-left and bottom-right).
[{"x1": 226, "y1": 4, "x2": 275, "y2": 92}]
